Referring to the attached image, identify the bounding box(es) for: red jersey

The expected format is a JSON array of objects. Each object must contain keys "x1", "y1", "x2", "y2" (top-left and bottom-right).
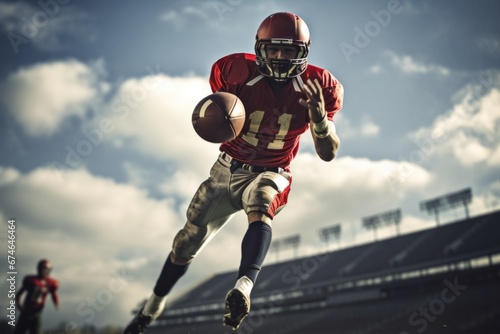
[
  {"x1": 210, "y1": 53, "x2": 343, "y2": 169},
  {"x1": 17, "y1": 275, "x2": 59, "y2": 313}
]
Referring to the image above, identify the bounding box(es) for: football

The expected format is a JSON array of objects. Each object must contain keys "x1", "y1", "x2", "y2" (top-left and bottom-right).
[{"x1": 192, "y1": 92, "x2": 246, "y2": 143}]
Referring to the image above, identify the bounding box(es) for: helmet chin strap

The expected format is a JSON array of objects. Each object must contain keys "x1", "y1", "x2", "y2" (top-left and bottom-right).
[{"x1": 267, "y1": 77, "x2": 291, "y2": 88}]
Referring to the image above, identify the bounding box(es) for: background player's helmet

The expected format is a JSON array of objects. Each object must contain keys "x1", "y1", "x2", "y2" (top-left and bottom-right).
[
  {"x1": 37, "y1": 259, "x2": 52, "y2": 277},
  {"x1": 255, "y1": 12, "x2": 310, "y2": 81}
]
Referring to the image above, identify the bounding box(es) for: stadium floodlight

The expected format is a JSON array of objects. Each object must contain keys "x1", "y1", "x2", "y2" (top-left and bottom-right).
[
  {"x1": 270, "y1": 239, "x2": 281, "y2": 262},
  {"x1": 362, "y1": 216, "x2": 381, "y2": 241},
  {"x1": 362, "y1": 209, "x2": 402, "y2": 240},
  {"x1": 318, "y1": 224, "x2": 342, "y2": 250},
  {"x1": 381, "y1": 209, "x2": 402, "y2": 236},
  {"x1": 419, "y1": 188, "x2": 472, "y2": 226},
  {"x1": 282, "y1": 235, "x2": 300, "y2": 258},
  {"x1": 270, "y1": 235, "x2": 301, "y2": 261},
  {"x1": 446, "y1": 188, "x2": 472, "y2": 218},
  {"x1": 281, "y1": 235, "x2": 300, "y2": 246}
]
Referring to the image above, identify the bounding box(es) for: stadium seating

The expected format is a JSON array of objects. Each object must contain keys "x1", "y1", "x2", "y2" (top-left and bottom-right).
[{"x1": 148, "y1": 210, "x2": 500, "y2": 333}]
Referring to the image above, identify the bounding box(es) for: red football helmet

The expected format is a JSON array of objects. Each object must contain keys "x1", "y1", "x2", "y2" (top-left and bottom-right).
[
  {"x1": 255, "y1": 12, "x2": 311, "y2": 81},
  {"x1": 37, "y1": 259, "x2": 52, "y2": 277}
]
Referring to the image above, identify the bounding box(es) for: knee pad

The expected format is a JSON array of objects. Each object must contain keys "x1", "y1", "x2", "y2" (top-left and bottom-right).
[
  {"x1": 242, "y1": 171, "x2": 290, "y2": 215},
  {"x1": 172, "y1": 221, "x2": 208, "y2": 262}
]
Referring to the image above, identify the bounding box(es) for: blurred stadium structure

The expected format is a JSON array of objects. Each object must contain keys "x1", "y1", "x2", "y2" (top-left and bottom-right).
[{"x1": 142, "y1": 208, "x2": 500, "y2": 333}]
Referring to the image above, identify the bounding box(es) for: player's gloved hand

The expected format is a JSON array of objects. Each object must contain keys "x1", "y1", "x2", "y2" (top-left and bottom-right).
[{"x1": 299, "y1": 78, "x2": 326, "y2": 123}]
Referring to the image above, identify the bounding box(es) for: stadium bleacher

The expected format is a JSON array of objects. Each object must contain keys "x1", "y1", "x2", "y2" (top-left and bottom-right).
[{"x1": 147, "y1": 210, "x2": 500, "y2": 333}]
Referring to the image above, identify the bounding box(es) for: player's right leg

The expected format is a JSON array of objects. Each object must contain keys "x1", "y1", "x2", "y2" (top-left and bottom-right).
[
  {"x1": 123, "y1": 250, "x2": 190, "y2": 334},
  {"x1": 124, "y1": 157, "x2": 237, "y2": 334}
]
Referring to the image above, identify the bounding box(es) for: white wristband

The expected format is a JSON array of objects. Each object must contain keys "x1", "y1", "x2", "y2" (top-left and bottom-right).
[{"x1": 313, "y1": 117, "x2": 330, "y2": 138}]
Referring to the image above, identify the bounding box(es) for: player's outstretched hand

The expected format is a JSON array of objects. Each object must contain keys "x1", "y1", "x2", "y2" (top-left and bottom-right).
[{"x1": 299, "y1": 78, "x2": 326, "y2": 123}]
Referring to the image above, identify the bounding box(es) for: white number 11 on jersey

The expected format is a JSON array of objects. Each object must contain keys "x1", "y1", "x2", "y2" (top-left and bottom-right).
[{"x1": 242, "y1": 110, "x2": 292, "y2": 150}]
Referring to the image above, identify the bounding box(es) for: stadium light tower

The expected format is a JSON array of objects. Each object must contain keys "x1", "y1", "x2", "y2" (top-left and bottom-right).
[
  {"x1": 362, "y1": 216, "x2": 380, "y2": 241},
  {"x1": 270, "y1": 239, "x2": 281, "y2": 262},
  {"x1": 318, "y1": 224, "x2": 342, "y2": 250},
  {"x1": 420, "y1": 197, "x2": 442, "y2": 226},
  {"x1": 362, "y1": 209, "x2": 402, "y2": 241},
  {"x1": 270, "y1": 235, "x2": 301, "y2": 262},
  {"x1": 381, "y1": 209, "x2": 402, "y2": 236},
  {"x1": 447, "y1": 188, "x2": 472, "y2": 219},
  {"x1": 281, "y1": 235, "x2": 301, "y2": 259},
  {"x1": 420, "y1": 188, "x2": 472, "y2": 226}
]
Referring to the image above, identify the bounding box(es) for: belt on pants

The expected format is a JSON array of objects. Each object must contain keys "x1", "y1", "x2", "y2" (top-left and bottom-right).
[{"x1": 219, "y1": 152, "x2": 284, "y2": 174}]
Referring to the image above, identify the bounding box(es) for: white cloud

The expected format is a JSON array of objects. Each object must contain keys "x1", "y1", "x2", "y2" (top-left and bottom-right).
[
  {"x1": 159, "y1": 10, "x2": 184, "y2": 28},
  {"x1": 411, "y1": 85, "x2": 500, "y2": 168},
  {"x1": 0, "y1": 166, "x2": 20, "y2": 186},
  {"x1": 391, "y1": 53, "x2": 450, "y2": 75},
  {"x1": 401, "y1": 74, "x2": 500, "y2": 218},
  {"x1": 360, "y1": 117, "x2": 380, "y2": 137},
  {"x1": 1, "y1": 59, "x2": 108, "y2": 137},
  {"x1": 0, "y1": 166, "x2": 181, "y2": 255},
  {"x1": 89, "y1": 73, "x2": 218, "y2": 173},
  {"x1": 159, "y1": 3, "x2": 241, "y2": 30},
  {"x1": 0, "y1": 166, "x2": 183, "y2": 328},
  {"x1": 373, "y1": 51, "x2": 451, "y2": 76},
  {"x1": 334, "y1": 113, "x2": 380, "y2": 140},
  {"x1": 182, "y1": 5, "x2": 211, "y2": 21},
  {"x1": 367, "y1": 64, "x2": 382, "y2": 74},
  {"x1": 451, "y1": 133, "x2": 491, "y2": 166}
]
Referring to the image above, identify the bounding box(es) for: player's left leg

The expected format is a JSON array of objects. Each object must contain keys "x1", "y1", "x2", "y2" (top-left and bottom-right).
[
  {"x1": 223, "y1": 170, "x2": 291, "y2": 330},
  {"x1": 25, "y1": 312, "x2": 41, "y2": 334},
  {"x1": 14, "y1": 312, "x2": 29, "y2": 334}
]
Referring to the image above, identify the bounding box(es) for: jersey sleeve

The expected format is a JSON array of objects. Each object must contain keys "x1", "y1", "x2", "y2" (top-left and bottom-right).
[
  {"x1": 209, "y1": 53, "x2": 252, "y2": 94},
  {"x1": 322, "y1": 71, "x2": 344, "y2": 121},
  {"x1": 49, "y1": 278, "x2": 60, "y2": 305},
  {"x1": 209, "y1": 58, "x2": 226, "y2": 93},
  {"x1": 49, "y1": 278, "x2": 60, "y2": 291}
]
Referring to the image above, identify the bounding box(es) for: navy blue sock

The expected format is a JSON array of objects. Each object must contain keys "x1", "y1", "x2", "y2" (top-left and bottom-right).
[
  {"x1": 238, "y1": 221, "x2": 272, "y2": 283},
  {"x1": 153, "y1": 253, "x2": 189, "y2": 297}
]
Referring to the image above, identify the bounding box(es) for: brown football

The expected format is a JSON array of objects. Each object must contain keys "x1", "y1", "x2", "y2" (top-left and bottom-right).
[{"x1": 192, "y1": 92, "x2": 246, "y2": 143}]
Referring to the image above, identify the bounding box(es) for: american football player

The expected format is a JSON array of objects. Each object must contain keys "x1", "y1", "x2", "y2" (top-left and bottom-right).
[
  {"x1": 124, "y1": 11, "x2": 343, "y2": 332},
  {"x1": 15, "y1": 259, "x2": 59, "y2": 334}
]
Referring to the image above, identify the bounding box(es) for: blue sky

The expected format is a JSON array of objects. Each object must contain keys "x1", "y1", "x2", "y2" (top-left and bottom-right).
[{"x1": 1, "y1": 0, "x2": 499, "y2": 330}]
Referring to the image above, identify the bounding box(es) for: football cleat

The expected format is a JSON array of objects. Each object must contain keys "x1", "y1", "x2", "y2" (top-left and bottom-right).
[
  {"x1": 223, "y1": 276, "x2": 253, "y2": 330},
  {"x1": 223, "y1": 287, "x2": 251, "y2": 330},
  {"x1": 123, "y1": 308, "x2": 153, "y2": 334}
]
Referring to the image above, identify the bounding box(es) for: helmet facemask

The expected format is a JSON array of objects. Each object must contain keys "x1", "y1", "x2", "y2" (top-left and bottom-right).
[{"x1": 255, "y1": 38, "x2": 309, "y2": 81}]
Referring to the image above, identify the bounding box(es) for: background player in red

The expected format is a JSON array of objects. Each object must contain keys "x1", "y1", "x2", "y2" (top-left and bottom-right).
[
  {"x1": 15, "y1": 259, "x2": 59, "y2": 334},
  {"x1": 124, "y1": 11, "x2": 343, "y2": 332}
]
